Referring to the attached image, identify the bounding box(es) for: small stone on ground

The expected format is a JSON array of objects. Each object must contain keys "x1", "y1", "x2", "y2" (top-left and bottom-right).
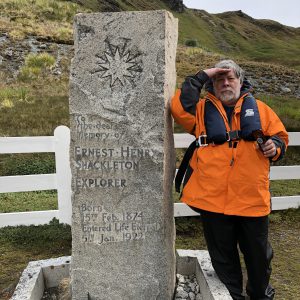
[{"x1": 175, "y1": 274, "x2": 203, "y2": 300}]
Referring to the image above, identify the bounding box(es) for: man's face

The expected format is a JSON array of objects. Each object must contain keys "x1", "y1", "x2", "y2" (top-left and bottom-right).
[{"x1": 213, "y1": 69, "x2": 242, "y2": 106}]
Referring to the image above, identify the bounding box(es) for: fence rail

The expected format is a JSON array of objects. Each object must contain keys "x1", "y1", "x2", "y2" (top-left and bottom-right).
[
  {"x1": 0, "y1": 127, "x2": 299, "y2": 227},
  {"x1": 0, "y1": 126, "x2": 71, "y2": 227}
]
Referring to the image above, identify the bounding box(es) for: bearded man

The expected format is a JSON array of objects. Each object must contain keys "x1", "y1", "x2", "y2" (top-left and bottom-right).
[{"x1": 171, "y1": 60, "x2": 288, "y2": 300}]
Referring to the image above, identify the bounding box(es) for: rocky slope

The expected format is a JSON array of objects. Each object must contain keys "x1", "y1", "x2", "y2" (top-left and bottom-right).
[
  {"x1": 0, "y1": 33, "x2": 73, "y2": 83},
  {"x1": 176, "y1": 47, "x2": 300, "y2": 98},
  {"x1": 1, "y1": 33, "x2": 299, "y2": 100},
  {"x1": 0, "y1": 0, "x2": 299, "y2": 99}
]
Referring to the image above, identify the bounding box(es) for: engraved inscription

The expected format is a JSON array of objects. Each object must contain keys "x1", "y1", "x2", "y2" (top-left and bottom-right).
[
  {"x1": 76, "y1": 178, "x2": 126, "y2": 189},
  {"x1": 75, "y1": 160, "x2": 139, "y2": 171},
  {"x1": 74, "y1": 146, "x2": 151, "y2": 172},
  {"x1": 74, "y1": 115, "x2": 122, "y2": 141},
  {"x1": 72, "y1": 108, "x2": 160, "y2": 242},
  {"x1": 79, "y1": 204, "x2": 160, "y2": 244},
  {"x1": 72, "y1": 114, "x2": 155, "y2": 190},
  {"x1": 74, "y1": 146, "x2": 152, "y2": 189},
  {"x1": 74, "y1": 146, "x2": 141, "y2": 171}
]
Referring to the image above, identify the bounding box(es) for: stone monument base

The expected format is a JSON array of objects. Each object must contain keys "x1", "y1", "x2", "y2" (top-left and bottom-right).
[
  {"x1": 11, "y1": 256, "x2": 71, "y2": 300},
  {"x1": 11, "y1": 250, "x2": 231, "y2": 300},
  {"x1": 176, "y1": 250, "x2": 232, "y2": 300}
]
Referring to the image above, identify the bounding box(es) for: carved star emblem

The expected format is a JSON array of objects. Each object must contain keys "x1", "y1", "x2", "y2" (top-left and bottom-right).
[{"x1": 95, "y1": 45, "x2": 142, "y2": 87}]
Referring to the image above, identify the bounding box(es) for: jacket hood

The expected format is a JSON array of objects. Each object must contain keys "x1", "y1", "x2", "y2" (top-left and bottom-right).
[{"x1": 204, "y1": 77, "x2": 254, "y2": 96}]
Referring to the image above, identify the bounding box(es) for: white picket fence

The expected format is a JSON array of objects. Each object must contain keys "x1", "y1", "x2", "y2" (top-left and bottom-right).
[
  {"x1": 0, "y1": 126, "x2": 71, "y2": 227},
  {"x1": 0, "y1": 126, "x2": 299, "y2": 227}
]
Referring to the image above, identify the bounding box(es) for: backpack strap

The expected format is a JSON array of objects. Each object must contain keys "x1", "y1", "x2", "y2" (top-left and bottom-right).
[{"x1": 175, "y1": 140, "x2": 197, "y2": 193}]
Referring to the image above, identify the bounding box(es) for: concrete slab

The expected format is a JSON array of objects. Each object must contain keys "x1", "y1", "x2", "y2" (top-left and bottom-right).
[
  {"x1": 12, "y1": 251, "x2": 231, "y2": 300},
  {"x1": 177, "y1": 250, "x2": 232, "y2": 300},
  {"x1": 11, "y1": 256, "x2": 71, "y2": 300}
]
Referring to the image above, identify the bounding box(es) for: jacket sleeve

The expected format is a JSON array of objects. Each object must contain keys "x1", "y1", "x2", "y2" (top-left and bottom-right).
[
  {"x1": 259, "y1": 101, "x2": 289, "y2": 162},
  {"x1": 171, "y1": 71, "x2": 209, "y2": 135},
  {"x1": 270, "y1": 135, "x2": 286, "y2": 161}
]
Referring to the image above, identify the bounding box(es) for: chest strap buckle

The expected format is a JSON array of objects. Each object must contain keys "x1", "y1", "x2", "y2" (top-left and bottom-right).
[
  {"x1": 196, "y1": 134, "x2": 208, "y2": 147},
  {"x1": 226, "y1": 130, "x2": 241, "y2": 142}
]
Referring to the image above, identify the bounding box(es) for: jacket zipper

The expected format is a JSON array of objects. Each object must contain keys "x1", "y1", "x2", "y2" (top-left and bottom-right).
[{"x1": 229, "y1": 110, "x2": 235, "y2": 166}]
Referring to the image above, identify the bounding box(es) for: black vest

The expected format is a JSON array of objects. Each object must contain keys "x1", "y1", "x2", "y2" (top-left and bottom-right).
[
  {"x1": 204, "y1": 94, "x2": 262, "y2": 144},
  {"x1": 175, "y1": 94, "x2": 262, "y2": 193}
]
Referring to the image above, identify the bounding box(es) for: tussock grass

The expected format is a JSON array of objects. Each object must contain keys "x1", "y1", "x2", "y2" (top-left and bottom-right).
[
  {"x1": 270, "y1": 180, "x2": 300, "y2": 196},
  {"x1": 0, "y1": 86, "x2": 29, "y2": 109},
  {"x1": 0, "y1": 52, "x2": 68, "y2": 136},
  {"x1": 0, "y1": 0, "x2": 89, "y2": 42},
  {"x1": 24, "y1": 53, "x2": 55, "y2": 69},
  {"x1": 1, "y1": 0, "x2": 299, "y2": 69},
  {"x1": 19, "y1": 53, "x2": 56, "y2": 82},
  {"x1": 0, "y1": 218, "x2": 71, "y2": 249},
  {"x1": 0, "y1": 91, "x2": 69, "y2": 136}
]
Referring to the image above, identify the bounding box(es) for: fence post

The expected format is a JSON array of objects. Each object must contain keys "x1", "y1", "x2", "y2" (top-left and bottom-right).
[{"x1": 54, "y1": 126, "x2": 71, "y2": 224}]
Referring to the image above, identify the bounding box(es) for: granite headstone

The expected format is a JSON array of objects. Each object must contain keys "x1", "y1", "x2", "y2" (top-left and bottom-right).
[{"x1": 69, "y1": 10, "x2": 178, "y2": 299}]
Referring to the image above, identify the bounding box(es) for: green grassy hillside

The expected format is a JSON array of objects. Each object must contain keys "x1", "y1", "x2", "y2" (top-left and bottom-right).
[
  {"x1": 1, "y1": 0, "x2": 300, "y2": 69},
  {"x1": 214, "y1": 11, "x2": 300, "y2": 69},
  {"x1": 76, "y1": 0, "x2": 300, "y2": 69}
]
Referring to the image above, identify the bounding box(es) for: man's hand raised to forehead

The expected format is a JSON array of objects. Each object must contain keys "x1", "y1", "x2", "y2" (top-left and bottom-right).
[{"x1": 203, "y1": 68, "x2": 231, "y2": 78}]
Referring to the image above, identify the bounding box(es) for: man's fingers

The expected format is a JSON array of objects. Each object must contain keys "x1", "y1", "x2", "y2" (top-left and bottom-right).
[
  {"x1": 260, "y1": 139, "x2": 276, "y2": 157},
  {"x1": 216, "y1": 68, "x2": 231, "y2": 73},
  {"x1": 260, "y1": 139, "x2": 272, "y2": 150},
  {"x1": 263, "y1": 149, "x2": 275, "y2": 157},
  {"x1": 203, "y1": 68, "x2": 231, "y2": 78},
  {"x1": 261, "y1": 144, "x2": 273, "y2": 151}
]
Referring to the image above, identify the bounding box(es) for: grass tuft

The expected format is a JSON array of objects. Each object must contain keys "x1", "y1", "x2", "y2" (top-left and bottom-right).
[
  {"x1": 18, "y1": 53, "x2": 56, "y2": 82},
  {"x1": 0, "y1": 87, "x2": 29, "y2": 109}
]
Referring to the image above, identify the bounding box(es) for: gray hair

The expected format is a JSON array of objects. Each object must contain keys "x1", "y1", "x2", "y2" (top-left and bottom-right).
[{"x1": 214, "y1": 60, "x2": 245, "y2": 83}]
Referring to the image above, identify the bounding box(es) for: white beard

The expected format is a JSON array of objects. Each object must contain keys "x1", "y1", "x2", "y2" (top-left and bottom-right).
[{"x1": 219, "y1": 91, "x2": 239, "y2": 105}]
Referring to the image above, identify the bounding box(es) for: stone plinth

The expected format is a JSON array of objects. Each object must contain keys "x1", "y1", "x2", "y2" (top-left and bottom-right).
[{"x1": 69, "y1": 10, "x2": 178, "y2": 300}]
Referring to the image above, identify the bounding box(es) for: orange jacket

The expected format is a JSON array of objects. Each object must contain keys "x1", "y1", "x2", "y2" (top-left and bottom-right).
[{"x1": 171, "y1": 76, "x2": 288, "y2": 217}]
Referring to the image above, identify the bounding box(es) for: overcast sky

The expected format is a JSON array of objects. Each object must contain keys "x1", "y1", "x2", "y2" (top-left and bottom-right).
[{"x1": 183, "y1": 0, "x2": 300, "y2": 28}]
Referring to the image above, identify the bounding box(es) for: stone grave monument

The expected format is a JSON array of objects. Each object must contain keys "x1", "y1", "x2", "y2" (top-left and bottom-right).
[{"x1": 69, "y1": 10, "x2": 178, "y2": 299}]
